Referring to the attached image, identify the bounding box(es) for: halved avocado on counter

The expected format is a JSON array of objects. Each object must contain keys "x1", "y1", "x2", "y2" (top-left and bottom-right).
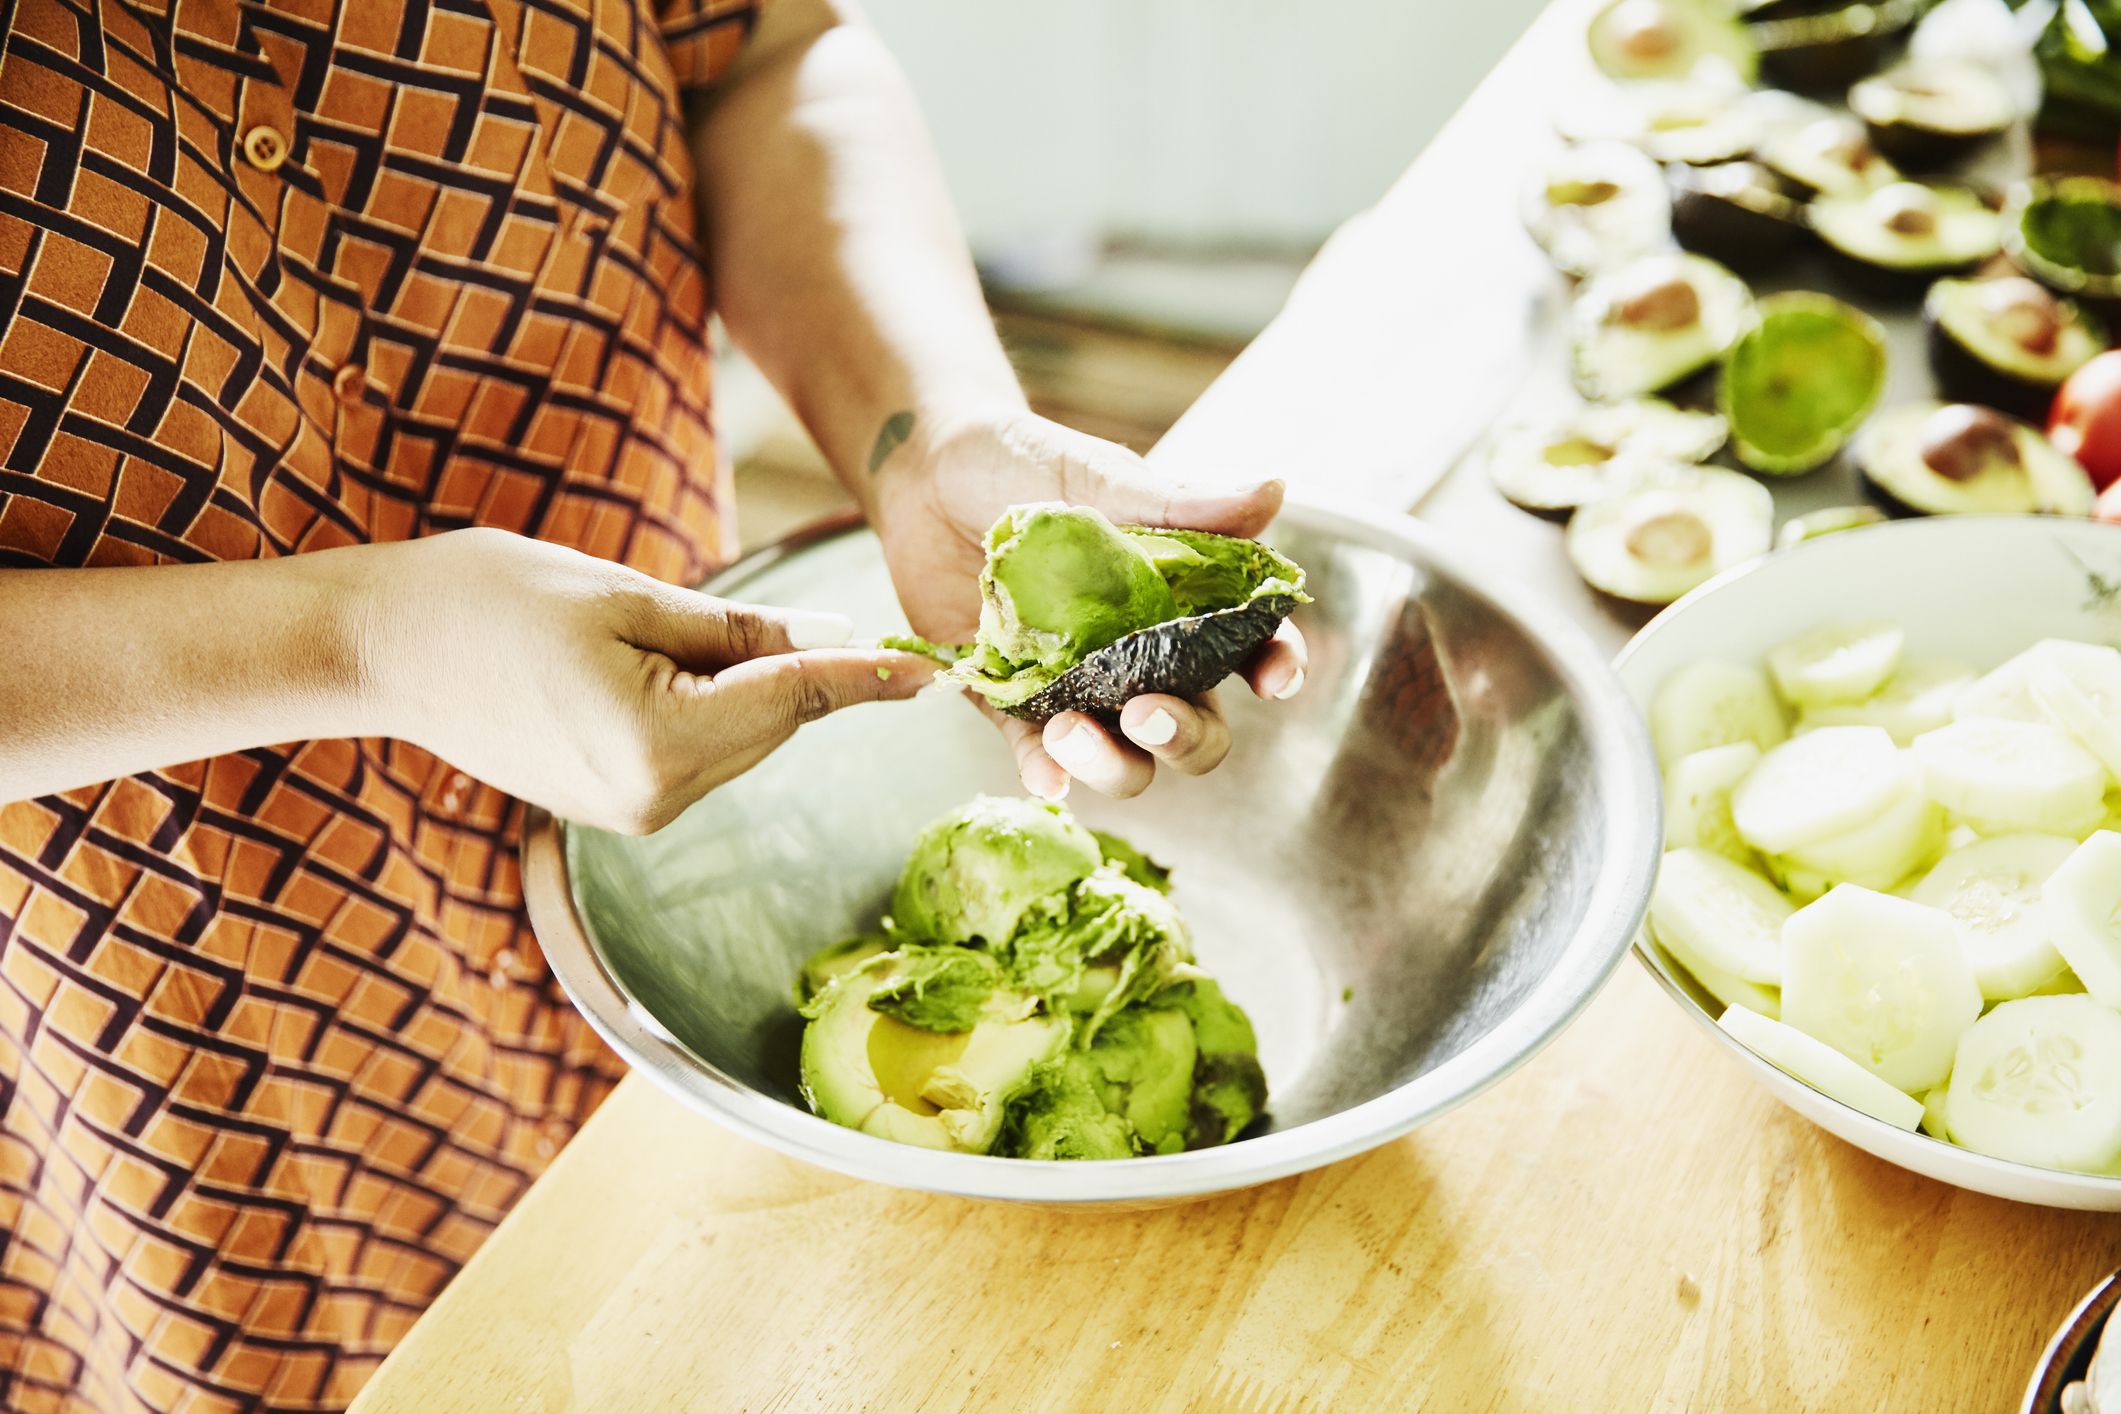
[
  {"x1": 1519, "y1": 141, "x2": 1672, "y2": 278},
  {"x1": 1776, "y1": 503, "x2": 1889, "y2": 548},
  {"x1": 2006, "y1": 176, "x2": 2121, "y2": 307},
  {"x1": 1848, "y1": 59, "x2": 2015, "y2": 168},
  {"x1": 1758, "y1": 112, "x2": 1899, "y2": 198},
  {"x1": 1669, "y1": 161, "x2": 1809, "y2": 271},
  {"x1": 1854, "y1": 401, "x2": 2098, "y2": 515},
  {"x1": 1482, "y1": 398, "x2": 1728, "y2": 518},
  {"x1": 1570, "y1": 252, "x2": 1754, "y2": 401},
  {"x1": 948, "y1": 503, "x2": 1308, "y2": 725},
  {"x1": 1809, "y1": 180, "x2": 2003, "y2": 286},
  {"x1": 1556, "y1": 77, "x2": 1773, "y2": 166},
  {"x1": 1719, "y1": 292, "x2": 1888, "y2": 474},
  {"x1": 1924, "y1": 276, "x2": 2107, "y2": 419},
  {"x1": 1565, "y1": 464, "x2": 1774, "y2": 604},
  {"x1": 1589, "y1": 0, "x2": 1758, "y2": 83},
  {"x1": 1750, "y1": 0, "x2": 1923, "y2": 94},
  {"x1": 800, "y1": 950, "x2": 1068, "y2": 1153}
]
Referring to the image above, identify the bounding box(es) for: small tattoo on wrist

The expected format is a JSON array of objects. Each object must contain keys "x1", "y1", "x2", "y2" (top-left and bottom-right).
[{"x1": 868, "y1": 410, "x2": 915, "y2": 475}]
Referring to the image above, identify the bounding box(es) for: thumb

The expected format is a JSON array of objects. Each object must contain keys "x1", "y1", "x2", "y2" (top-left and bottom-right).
[
  {"x1": 630, "y1": 583, "x2": 857, "y2": 670},
  {"x1": 1078, "y1": 448, "x2": 1285, "y2": 538},
  {"x1": 702, "y1": 648, "x2": 940, "y2": 751}
]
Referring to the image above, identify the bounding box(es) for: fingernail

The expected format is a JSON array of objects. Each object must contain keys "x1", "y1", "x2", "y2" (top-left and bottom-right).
[
  {"x1": 1134, "y1": 707, "x2": 1178, "y2": 747},
  {"x1": 782, "y1": 610, "x2": 853, "y2": 650},
  {"x1": 1274, "y1": 667, "x2": 1305, "y2": 701},
  {"x1": 1030, "y1": 772, "x2": 1070, "y2": 802},
  {"x1": 1047, "y1": 723, "x2": 1100, "y2": 776}
]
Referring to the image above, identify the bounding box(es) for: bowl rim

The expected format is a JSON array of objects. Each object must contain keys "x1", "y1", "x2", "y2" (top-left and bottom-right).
[
  {"x1": 2022, "y1": 1269, "x2": 2120, "y2": 1414},
  {"x1": 521, "y1": 495, "x2": 1665, "y2": 1202},
  {"x1": 1617, "y1": 512, "x2": 2121, "y2": 1203}
]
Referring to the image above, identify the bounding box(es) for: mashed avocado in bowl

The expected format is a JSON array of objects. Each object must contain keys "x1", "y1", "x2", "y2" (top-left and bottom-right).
[{"x1": 795, "y1": 795, "x2": 1267, "y2": 1159}]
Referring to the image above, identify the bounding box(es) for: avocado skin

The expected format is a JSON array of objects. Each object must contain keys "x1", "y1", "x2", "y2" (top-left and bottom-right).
[
  {"x1": 1006, "y1": 593, "x2": 1301, "y2": 726},
  {"x1": 1668, "y1": 169, "x2": 1807, "y2": 273},
  {"x1": 1750, "y1": 1, "x2": 1919, "y2": 94},
  {"x1": 1924, "y1": 317, "x2": 2066, "y2": 422},
  {"x1": 1860, "y1": 116, "x2": 2000, "y2": 172}
]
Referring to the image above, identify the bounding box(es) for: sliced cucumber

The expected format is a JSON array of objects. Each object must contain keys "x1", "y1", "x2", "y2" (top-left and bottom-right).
[
  {"x1": 1781, "y1": 883, "x2": 1982, "y2": 1093},
  {"x1": 1774, "y1": 783, "x2": 1944, "y2": 897},
  {"x1": 1730, "y1": 725, "x2": 1910, "y2": 856},
  {"x1": 1646, "y1": 922, "x2": 1781, "y2": 1019},
  {"x1": 2028, "y1": 641, "x2": 2121, "y2": 780},
  {"x1": 1664, "y1": 740, "x2": 1761, "y2": 862},
  {"x1": 1920, "y1": 1085, "x2": 1953, "y2": 1140},
  {"x1": 1719, "y1": 1004, "x2": 1925, "y2": 1131},
  {"x1": 1650, "y1": 846, "x2": 1793, "y2": 985},
  {"x1": 1907, "y1": 834, "x2": 2078, "y2": 1001},
  {"x1": 1951, "y1": 640, "x2": 2097, "y2": 725},
  {"x1": 1766, "y1": 620, "x2": 1905, "y2": 709},
  {"x1": 1649, "y1": 659, "x2": 1789, "y2": 768},
  {"x1": 2045, "y1": 831, "x2": 2121, "y2": 1011},
  {"x1": 1910, "y1": 718, "x2": 2110, "y2": 837},
  {"x1": 1946, "y1": 995, "x2": 2121, "y2": 1172},
  {"x1": 1797, "y1": 659, "x2": 1975, "y2": 745}
]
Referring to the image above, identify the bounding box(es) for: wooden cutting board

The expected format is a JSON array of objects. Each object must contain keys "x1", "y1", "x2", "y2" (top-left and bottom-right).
[{"x1": 353, "y1": 0, "x2": 2121, "y2": 1408}]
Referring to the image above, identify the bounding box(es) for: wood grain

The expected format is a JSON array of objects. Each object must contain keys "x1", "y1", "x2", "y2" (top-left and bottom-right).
[{"x1": 354, "y1": 0, "x2": 2121, "y2": 1408}]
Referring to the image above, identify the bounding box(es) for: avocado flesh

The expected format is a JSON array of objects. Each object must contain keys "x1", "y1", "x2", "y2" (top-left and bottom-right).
[
  {"x1": 1588, "y1": 0, "x2": 1758, "y2": 83},
  {"x1": 2011, "y1": 179, "x2": 2121, "y2": 298},
  {"x1": 1855, "y1": 402, "x2": 2098, "y2": 516},
  {"x1": 1757, "y1": 114, "x2": 1898, "y2": 198},
  {"x1": 1521, "y1": 141, "x2": 1670, "y2": 278},
  {"x1": 890, "y1": 794, "x2": 1104, "y2": 947},
  {"x1": 799, "y1": 797, "x2": 1268, "y2": 1159},
  {"x1": 1484, "y1": 398, "x2": 1729, "y2": 516},
  {"x1": 1809, "y1": 182, "x2": 2002, "y2": 274},
  {"x1": 1925, "y1": 278, "x2": 2104, "y2": 416},
  {"x1": 1570, "y1": 254, "x2": 1753, "y2": 401},
  {"x1": 1719, "y1": 293, "x2": 1887, "y2": 475},
  {"x1": 795, "y1": 935, "x2": 892, "y2": 1005},
  {"x1": 1565, "y1": 465, "x2": 1774, "y2": 604},
  {"x1": 948, "y1": 502, "x2": 1308, "y2": 716}
]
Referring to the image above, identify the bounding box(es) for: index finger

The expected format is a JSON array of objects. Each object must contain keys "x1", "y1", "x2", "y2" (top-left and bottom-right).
[{"x1": 704, "y1": 649, "x2": 938, "y2": 753}]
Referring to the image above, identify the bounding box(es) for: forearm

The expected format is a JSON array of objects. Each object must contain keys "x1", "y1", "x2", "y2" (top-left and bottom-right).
[
  {"x1": 0, "y1": 548, "x2": 385, "y2": 802},
  {"x1": 691, "y1": 0, "x2": 1025, "y2": 503}
]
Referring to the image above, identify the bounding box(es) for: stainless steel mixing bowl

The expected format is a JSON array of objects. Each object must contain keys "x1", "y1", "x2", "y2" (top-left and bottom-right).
[{"x1": 521, "y1": 500, "x2": 1661, "y2": 1204}]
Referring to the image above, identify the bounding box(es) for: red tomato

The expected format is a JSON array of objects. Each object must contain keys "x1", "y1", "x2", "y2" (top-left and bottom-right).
[
  {"x1": 2049, "y1": 350, "x2": 2121, "y2": 493},
  {"x1": 2097, "y1": 478, "x2": 2121, "y2": 524}
]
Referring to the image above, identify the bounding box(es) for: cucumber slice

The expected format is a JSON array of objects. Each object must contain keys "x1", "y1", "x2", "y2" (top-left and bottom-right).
[
  {"x1": 1774, "y1": 783, "x2": 1945, "y2": 898},
  {"x1": 1763, "y1": 854, "x2": 1836, "y2": 905},
  {"x1": 1907, "y1": 834, "x2": 2078, "y2": 1001},
  {"x1": 1719, "y1": 1004, "x2": 1925, "y2": 1131},
  {"x1": 1781, "y1": 883, "x2": 1983, "y2": 1093},
  {"x1": 1646, "y1": 923, "x2": 1781, "y2": 1019},
  {"x1": 1650, "y1": 847, "x2": 1793, "y2": 985},
  {"x1": 1730, "y1": 726, "x2": 1911, "y2": 856},
  {"x1": 1946, "y1": 995, "x2": 2121, "y2": 1172},
  {"x1": 1911, "y1": 718, "x2": 2110, "y2": 837},
  {"x1": 1766, "y1": 620, "x2": 1906, "y2": 709},
  {"x1": 1920, "y1": 1085, "x2": 1953, "y2": 1140},
  {"x1": 1649, "y1": 659, "x2": 1788, "y2": 768},
  {"x1": 1951, "y1": 640, "x2": 2100, "y2": 725},
  {"x1": 1796, "y1": 659, "x2": 1976, "y2": 745},
  {"x1": 2045, "y1": 831, "x2": 2121, "y2": 1011},
  {"x1": 2029, "y1": 642, "x2": 2121, "y2": 779},
  {"x1": 1664, "y1": 740, "x2": 1762, "y2": 862}
]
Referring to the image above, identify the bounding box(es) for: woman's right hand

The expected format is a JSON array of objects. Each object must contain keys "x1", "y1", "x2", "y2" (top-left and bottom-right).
[{"x1": 359, "y1": 528, "x2": 936, "y2": 834}]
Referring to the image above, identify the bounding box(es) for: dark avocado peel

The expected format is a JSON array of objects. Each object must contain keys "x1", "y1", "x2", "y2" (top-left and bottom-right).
[
  {"x1": 1847, "y1": 59, "x2": 2015, "y2": 168},
  {"x1": 796, "y1": 796, "x2": 1267, "y2": 1160},
  {"x1": 1854, "y1": 401, "x2": 2097, "y2": 516},
  {"x1": 947, "y1": 503, "x2": 1308, "y2": 725},
  {"x1": 1719, "y1": 292, "x2": 1889, "y2": 474},
  {"x1": 1668, "y1": 160, "x2": 1810, "y2": 271},
  {"x1": 1748, "y1": 0, "x2": 1923, "y2": 94},
  {"x1": 1924, "y1": 276, "x2": 2106, "y2": 420}
]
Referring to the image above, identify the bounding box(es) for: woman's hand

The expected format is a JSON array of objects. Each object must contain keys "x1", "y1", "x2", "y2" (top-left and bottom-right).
[
  {"x1": 871, "y1": 409, "x2": 1307, "y2": 800},
  {"x1": 360, "y1": 529, "x2": 936, "y2": 834}
]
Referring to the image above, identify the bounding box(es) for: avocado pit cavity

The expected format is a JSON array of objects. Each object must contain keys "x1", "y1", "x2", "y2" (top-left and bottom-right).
[
  {"x1": 1982, "y1": 277, "x2": 2063, "y2": 356},
  {"x1": 1872, "y1": 182, "x2": 1939, "y2": 238},
  {"x1": 1623, "y1": 498, "x2": 1715, "y2": 568},
  {"x1": 1607, "y1": 0, "x2": 1680, "y2": 63},
  {"x1": 1548, "y1": 177, "x2": 1622, "y2": 208},
  {"x1": 1920, "y1": 404, "x2": 2020, "y2": 483},
  {"x1": 1613, "y1": 274, "x2": 1702, "y2": 332}
]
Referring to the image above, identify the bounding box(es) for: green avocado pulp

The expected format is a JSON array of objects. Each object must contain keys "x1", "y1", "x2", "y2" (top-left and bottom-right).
[
  {"x1": 2017, "y1": 187, "x2": 2121, "y2": 283},
  {"x1": 1721, "y1": 296, "x2": 1887, "y2": 474},
  {"x1": 795, "y1": 795, "x2": 1267, "y2": 1160},
  {"x1": 946, "y1": 503, "x2": 1308, "y2": 710}
]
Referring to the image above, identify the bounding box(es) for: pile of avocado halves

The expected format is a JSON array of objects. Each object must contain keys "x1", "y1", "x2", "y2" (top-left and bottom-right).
[{"x1": 796, "y1": 795, "x2": 1267, "y2": 1160}]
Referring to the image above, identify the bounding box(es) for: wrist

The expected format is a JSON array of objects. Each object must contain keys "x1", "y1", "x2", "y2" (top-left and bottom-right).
[{"x1": 318, "y1": 538, "x2": 420, "y2": 743}]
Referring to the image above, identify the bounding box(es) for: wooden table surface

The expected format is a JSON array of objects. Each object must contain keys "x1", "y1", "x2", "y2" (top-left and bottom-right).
[{"x1": 354, "y1": 2, "x2": 2121, "y2": 1410}]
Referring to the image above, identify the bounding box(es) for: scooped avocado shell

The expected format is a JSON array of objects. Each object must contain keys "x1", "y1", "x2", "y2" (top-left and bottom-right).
[
  {"x1": 2006, "y1": 176, "x2": 2121, "y2": 307},
  {"x1": 1719, "y1": 292, "x2": 1888, "y2": 475},
  {"x1": 949, "y1": 503, "x2": 1307, "y2": 725}
]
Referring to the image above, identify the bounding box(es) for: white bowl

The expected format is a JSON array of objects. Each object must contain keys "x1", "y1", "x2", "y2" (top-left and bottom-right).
[{"x1": 1616, "y1": 514, "x2": 2121, "y2": 1211}]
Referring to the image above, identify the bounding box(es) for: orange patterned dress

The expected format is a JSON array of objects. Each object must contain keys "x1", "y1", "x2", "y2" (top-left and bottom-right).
[{"x1": 0, "y1": 1, "x2": 757, "y2": 1407}]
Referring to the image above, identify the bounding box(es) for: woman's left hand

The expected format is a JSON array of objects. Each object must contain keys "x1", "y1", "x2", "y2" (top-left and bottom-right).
[{"x1": 870, "y1": 408, "x2": 1308, "y2": 800}]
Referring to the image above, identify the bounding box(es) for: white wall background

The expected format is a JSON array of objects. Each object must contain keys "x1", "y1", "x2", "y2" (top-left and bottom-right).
[{"x1": 865, "y1": 0, "x2": 1549, "y2": 261}]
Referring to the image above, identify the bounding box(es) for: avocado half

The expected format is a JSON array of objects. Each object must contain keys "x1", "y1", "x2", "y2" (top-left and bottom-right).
[
  {"x1": 1924, "y1": 276, "x2": 2106, "y2": 420},
  {"x1": 1519, "y1": 141, "x2": 1671, "y2": 279},
  {"x1": 1809, "y1": 180, "x2": 2004, "y2": 288},
  {"x1": 2006, "y1": 176, "x2": 2121, "y2": 308},
  {"x1": 1848, "y1": 59, "x2": 2015, "y2": 168},
  {"x1": 1668, "y1": 161, "x2": 1810, "y2": 272},
  {"x1": 947, "y1": 503, "x2": 1308, "y2": 725},
  {"x1": 1749, "y1": 0, "x2": 1922, "y2": 94},
  {"x1": 1854, "y1": 401, "x2": 2097, "y2": 516},
  {"x1": 1570, "y1": 252, "x2": 1754, "y2": 401},
  {"x1": 1757, "y1": 112, "x2": 1899, "y2": 199},
  {"x1": 1556, "y1": 76, "x2": 1772, "y2": 167},
  {"x1": 1719, "y1": 292, "x2": 1889, "y2": 475},
  {"x1": 1588, "y1": 0, "x2": 1757, "y2": 83},
  {"x1": 1565, "y1": 463, "x2": 1773, "y2": 605},
  {"x1": 1482, "y1": 397, "x2": 1728, "y2": 518}
]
